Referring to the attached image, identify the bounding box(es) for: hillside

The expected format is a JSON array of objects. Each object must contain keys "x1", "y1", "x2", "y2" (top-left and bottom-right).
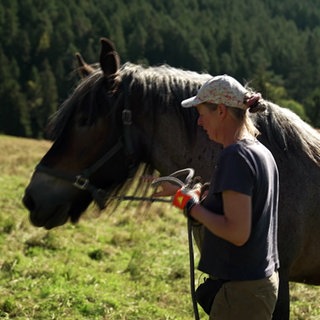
[
  {"x1": 0, "y1": 135, "x2": 51, "y2": 176},
  {"x1": 0, "y1": 135, "x2": 319, "y2": 319}
]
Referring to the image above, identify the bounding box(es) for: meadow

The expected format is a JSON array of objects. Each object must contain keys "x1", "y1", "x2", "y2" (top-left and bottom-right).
[{"x1": 0, "y1": 135, "x2": 319, "y2": 319}]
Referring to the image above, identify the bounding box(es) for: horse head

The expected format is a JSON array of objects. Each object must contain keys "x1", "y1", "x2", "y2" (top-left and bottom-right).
[{"x1": 23, "y1": 38, "x2": 142, "y2": 229}]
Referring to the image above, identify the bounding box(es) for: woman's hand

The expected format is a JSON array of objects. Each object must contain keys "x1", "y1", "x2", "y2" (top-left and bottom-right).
[{"x1": 153, "y1": 181, "x2": 180, "y2": 197}]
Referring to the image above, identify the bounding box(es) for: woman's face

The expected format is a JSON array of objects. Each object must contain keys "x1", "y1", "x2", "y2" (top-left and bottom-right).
[{"x1": 196, "y1": 103, "x2": 222, "y2": 142}]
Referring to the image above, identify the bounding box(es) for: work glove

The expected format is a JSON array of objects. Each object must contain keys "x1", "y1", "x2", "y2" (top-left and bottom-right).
[{"x1": 172, "y1": 184, "x2": 202, "y2": 218}]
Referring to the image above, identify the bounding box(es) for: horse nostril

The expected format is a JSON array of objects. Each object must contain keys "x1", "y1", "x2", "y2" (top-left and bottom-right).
[{"x1": 22, "y1": 192, "x2": 36, "y2": 211}]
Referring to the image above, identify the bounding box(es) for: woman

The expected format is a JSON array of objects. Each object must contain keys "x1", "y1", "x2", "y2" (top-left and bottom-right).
[{"x1": 151, "y1": 75, "x2": 280, "y2": 320}]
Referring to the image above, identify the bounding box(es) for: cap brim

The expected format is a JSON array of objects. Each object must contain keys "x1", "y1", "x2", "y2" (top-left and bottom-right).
[{"x1": 181, "y1": 96, "x2": 202, "y2": 108}]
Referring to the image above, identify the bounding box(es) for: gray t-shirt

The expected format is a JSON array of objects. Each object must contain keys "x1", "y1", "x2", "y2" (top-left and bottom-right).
[{"x1": 198, "y1": 139, "x2": 280, "y2": 280}]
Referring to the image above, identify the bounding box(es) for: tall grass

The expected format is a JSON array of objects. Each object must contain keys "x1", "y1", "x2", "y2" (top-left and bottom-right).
[{"x1": 0, "y1": 135, "x2": 319, "y2": 319}]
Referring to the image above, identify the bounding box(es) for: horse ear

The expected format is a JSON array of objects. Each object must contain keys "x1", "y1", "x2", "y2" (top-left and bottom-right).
[
  {"x1": 99, "y1": 38, "x2": 120, "y2": 78},
  {"x1": 75, "y1": 52, "x2": 95, "y2": 78}
]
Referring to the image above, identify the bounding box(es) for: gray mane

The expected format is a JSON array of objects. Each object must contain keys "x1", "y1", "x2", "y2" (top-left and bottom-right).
[
  {"x1": 48, "y1": 62, "x2": 320, "y2": 167},
  {"x1": 48, "y1": 62, "x2": 211, "y2": 140},
  {"x1": 254, "y1": 102, "x2": 320, "y2": 165},
  {"x1": 120, "y1": 62, "x2": 211, "y2": 109}
]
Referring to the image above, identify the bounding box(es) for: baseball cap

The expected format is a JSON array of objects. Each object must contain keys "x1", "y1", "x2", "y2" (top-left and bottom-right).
[{"x1": 181, "y1": 74, "x2": 248, "y2": 109}]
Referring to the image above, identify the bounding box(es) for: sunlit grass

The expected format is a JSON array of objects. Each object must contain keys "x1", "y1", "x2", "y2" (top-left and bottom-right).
[{"x1": 0, "y1": 135, "x2": 319, "y2": 319}]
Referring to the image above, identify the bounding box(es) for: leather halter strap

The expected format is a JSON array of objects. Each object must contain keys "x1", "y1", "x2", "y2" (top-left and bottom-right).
[{"x1": 36, "y1": 138, "x2": 124, "y2": 209}]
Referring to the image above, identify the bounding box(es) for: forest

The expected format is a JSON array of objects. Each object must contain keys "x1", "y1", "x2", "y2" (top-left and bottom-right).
[{"x1": 1, "y1": 0, "x2": 320, "y2": 138}]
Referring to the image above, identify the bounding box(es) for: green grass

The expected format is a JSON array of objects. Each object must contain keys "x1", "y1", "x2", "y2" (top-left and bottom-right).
[{"x1": 0, "y1": 135, "x2": 319, "y2": 319}]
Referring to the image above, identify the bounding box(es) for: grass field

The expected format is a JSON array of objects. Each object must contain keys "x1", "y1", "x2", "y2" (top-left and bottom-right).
[{"x1": 0, "y1": 135, "x2": 319, "y2": 319}]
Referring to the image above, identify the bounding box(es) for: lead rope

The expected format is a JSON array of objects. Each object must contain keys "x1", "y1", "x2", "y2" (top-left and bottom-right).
[
  {"x1": 188, "y1": 218, "x2": 201, "y2": 320},
  {"x1": 151, "y1": 168, "x2": 200, "y2": 320}
]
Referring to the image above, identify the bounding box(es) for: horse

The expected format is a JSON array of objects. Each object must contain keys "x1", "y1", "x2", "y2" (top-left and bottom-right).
[{"x1": 22, "y1": 38, "x2": 320, "y2": 320}]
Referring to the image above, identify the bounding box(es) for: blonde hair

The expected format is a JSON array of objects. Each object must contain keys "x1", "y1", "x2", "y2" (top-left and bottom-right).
[
  {"x1": 205, "y1": 95, "x2": 267, "y2": 137},
  {"x1": 229, "y1": 90, "x2": 268, "y2": 138},
  {"x1": 228, "y1": 107, "x2": 260, "y2": 137}
]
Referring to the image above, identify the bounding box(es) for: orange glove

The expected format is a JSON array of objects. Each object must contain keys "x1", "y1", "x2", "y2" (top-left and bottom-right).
[{"x1": 172, "y1": 186, "x2": 200, "y2": 210}]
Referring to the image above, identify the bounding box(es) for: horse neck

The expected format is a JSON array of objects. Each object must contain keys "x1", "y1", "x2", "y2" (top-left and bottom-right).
[
  {"x1": 120, "y1": 63, "x2": 219, "y2": 180},
  {"x1": 133, "y1": 102, "x2": 221, "y2": 181}
]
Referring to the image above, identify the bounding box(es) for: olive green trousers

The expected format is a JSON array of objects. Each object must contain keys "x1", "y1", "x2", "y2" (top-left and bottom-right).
[{"x1": 209, "y1": 271, "x2": 279, "y2": 320}]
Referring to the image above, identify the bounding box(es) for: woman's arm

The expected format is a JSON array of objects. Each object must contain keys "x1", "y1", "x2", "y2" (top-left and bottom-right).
[{"x1": 190, "y1": 190, "x2": 252, "y2": 246}]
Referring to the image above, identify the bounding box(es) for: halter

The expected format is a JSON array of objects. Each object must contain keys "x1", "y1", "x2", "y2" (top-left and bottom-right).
[
  {"x1": 36, "y1": 137, "x2": 124, "y2": 209},
  {"x1": 35, "y1": 84, "x2": 138, "y2": 210}
]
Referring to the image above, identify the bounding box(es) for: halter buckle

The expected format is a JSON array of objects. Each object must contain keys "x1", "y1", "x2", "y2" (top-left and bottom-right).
[
  {"x1": 73, "y1": 175, "x2": 89, "y2": 190},
  {"x1": 122, "y1": 109, "x2": 132, "y2": 125}
]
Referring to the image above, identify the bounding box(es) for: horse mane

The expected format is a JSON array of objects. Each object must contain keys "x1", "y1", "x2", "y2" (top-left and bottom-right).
[
  {"x1": 47, "y1": 62, "x2": 211, "y2": 140},
  {"x1": 47, "y1": 71, "x2": 107, "y2": 140},
  {"x1": 46, "y1": 61, "x2": 320, "y2": 211},
  {"x1": 48, "y1": 61, "x2": 320, "y2": 168},
  {"x1": 254, "y1": 102, "x2": 320, "y2": 166},
  {"x1": 120, "y1": 62, "x2": 211, "y2": 110}
]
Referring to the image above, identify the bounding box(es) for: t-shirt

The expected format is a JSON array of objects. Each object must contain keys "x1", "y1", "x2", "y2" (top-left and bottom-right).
[{"x1": 198, "y1": 139, "x2": 280, "y2": 280}]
